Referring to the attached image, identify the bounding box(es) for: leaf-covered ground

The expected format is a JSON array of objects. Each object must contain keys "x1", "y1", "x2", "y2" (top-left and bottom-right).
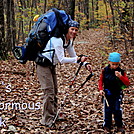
[{"x1": 0, "y1": 29, "x2": 134, "y2": 134}]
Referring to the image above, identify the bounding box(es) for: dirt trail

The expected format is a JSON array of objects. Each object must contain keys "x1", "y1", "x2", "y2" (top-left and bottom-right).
[{"x1": 0, "y1": 29, "x2": 133, "y2": 133}]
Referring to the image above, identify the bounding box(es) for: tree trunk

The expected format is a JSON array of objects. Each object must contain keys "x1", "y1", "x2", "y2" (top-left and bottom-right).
[
  {"x1": 90, "y1": 0, "x2": 95, "y2": 25},
  {"x1": 108, "y1": 0, "x2": 116, "y2": 46},
  {"x1": 95, "y1": 0, "x2": 99, "y2": 25},
  {"x1": 109, "y1": 0, "x2": 116, "y2": 27},
  {"x1": 68, "y1": 0, "x2": 75, "y2": 20},
  {"x1": 6, "y1": 0, "x2": 12, "y2": 51},
  {"x1": 19, "y1": 0, "x2": 26, "y2": 8},
  {"x1": 11, "y1": 0, "x2": 16, "y2": 48},
  {"x1": 44, "y1": 0, "x2": 47, "y2": 13},
  {"x1": 103, "y1": 0, "x2": 110, "y2": 31},
  {"x1": 0, "y1": 0, "x2": 6, "y2": 60},
  {"x1": 84, "y1": 0, "x2": 89, "y2": 29},
  {"x1": 132, "y1": 0, "x2": 134, "y2": 46}
]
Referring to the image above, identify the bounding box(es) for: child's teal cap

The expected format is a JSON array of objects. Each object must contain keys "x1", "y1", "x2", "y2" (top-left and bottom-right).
[{"x1": 108, "y1": 52, "x2": 121, "y2": 62}]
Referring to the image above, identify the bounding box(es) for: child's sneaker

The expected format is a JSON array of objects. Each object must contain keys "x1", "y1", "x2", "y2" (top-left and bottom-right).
[
  {"x1": 104, "y1": 126, "x2": 111, "y2": 133},
  {"x1": 117, "y1": 127, "x2": 125, "y2": 133}
]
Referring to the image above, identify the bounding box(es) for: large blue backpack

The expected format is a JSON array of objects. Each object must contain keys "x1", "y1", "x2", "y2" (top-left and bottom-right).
[{"x1": 13, "y1": 8, "x2": 71, "y2": 64}]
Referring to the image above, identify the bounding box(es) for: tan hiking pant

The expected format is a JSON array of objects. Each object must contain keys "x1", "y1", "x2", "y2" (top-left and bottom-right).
[{"x1": 36, "y1": 65, "x2": 58, "y2": 126}]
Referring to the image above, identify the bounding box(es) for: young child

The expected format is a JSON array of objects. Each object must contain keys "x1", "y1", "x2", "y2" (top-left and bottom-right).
[{"x1": 98, "y1": 52, "x2": 130, "y2": 133}]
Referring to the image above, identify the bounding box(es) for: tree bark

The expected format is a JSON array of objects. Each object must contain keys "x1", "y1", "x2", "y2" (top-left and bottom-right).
[
  {"x1": 44, "y1": 0, "x2": 47, "y2": 13},
  {"x1": 0, "y1": 0, "x2": 6, "y2": 59},
  {"x1": 6, "y1": 0, "x2": 12, "y2": 50},
  {"x1": 84, "y1": 0, "x2": 89, "y2": 29},
  {"x1": 68, "y1": 0, "x2": 75, "y2": 20},
  {"x1": 108, "y1": 0, "x2": 116, "y2": 46},
  {"x1": 11, "y1": 0, "x2": 16, "y2": 48}
]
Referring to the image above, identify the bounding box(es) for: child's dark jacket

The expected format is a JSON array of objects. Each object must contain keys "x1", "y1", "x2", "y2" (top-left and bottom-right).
[{"x1": 99, "y1": 65, "x2": 130, "y2": 96}]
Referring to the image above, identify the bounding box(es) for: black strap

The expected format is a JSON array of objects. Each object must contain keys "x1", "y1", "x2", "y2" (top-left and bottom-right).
[{"x1": 52, "y1": 8, "x2": 69, "y2": 38}]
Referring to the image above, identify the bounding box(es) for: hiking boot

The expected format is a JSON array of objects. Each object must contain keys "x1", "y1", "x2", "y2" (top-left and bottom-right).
[
  {"x1": 56, "y1": 113, "x2": 67, "y2": 121},
  {"x1": 40, "y1": 119, "x2": 55, "y2": 128}
]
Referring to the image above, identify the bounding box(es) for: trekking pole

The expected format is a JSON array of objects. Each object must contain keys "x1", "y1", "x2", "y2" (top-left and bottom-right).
[
  {"x1": 75, "y1": 72, "x2": 94, "y2": 94},
  {"x1": 69, "y1": 62, "x2": 84, "y2": 88},
  {"x1": 51, "y1": 73, "x2": 94, "y2": 127},
  {"x1": 51, "y1": 92, "x2": 69, "y2": 126},
  {"x1": 51, "y1": 62, "x2": 83, "y2": 127}
]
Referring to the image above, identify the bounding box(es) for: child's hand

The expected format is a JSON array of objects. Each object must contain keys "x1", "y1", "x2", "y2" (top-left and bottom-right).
[
  {"x1": 99, "y1": 90, "x2": 105, "y2": 96},
  {"x1": 115, "y1": 71, "x2": 122, "y2": 78}
]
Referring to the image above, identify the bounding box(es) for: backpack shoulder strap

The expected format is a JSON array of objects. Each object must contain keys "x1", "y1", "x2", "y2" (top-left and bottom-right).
[
  {"x1": 52, "y1": 8, "x2": 70, "y2": 38},
  {"x1": 61, "y1": 35, "x2": 71, "y2": 49},
  {"x1": 61, "y1": 35, "x2": 65, "y2": 46}
]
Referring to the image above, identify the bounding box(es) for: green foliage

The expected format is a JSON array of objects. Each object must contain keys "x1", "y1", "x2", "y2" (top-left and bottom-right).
[
  {"x1": 75, "y1": 11, "x2": 88, "y2": 29},
  {"x1": 13, "y1": 0, "x2": 133, "y2": 47}
]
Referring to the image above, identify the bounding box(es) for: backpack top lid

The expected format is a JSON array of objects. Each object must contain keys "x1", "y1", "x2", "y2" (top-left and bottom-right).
[{"x1": 38, "y1": 8, "x2": 71, "y2": 33}]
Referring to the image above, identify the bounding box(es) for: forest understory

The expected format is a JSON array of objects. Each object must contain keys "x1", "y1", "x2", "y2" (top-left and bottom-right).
[{"x1": 0, "y1": 29, "x2": 133, "y2": 134}]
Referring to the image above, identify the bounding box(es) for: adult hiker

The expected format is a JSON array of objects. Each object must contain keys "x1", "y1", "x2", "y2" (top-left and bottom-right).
[
  {"x1": 98, "y1": 52, "x2": 130, "y2": 133},
  {"x1": 36, "y1": 20, "x2": 92, "y2": 127}
]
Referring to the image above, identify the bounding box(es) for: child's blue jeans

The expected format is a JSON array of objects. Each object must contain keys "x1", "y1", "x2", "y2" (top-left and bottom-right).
[{"x1": 103, "y1": 93, "x2": 123, "y2": 128}]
